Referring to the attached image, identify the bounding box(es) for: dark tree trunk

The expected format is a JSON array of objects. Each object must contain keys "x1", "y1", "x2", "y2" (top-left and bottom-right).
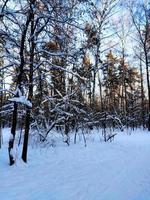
[
  {"x1": 144, "y1": 45, "x2": 150, "y2": 131},
  {"x1": 22, "y1": 5, "x2": 35, "y2": 162},
  {"x1": 139, "y1": 54, "x2": 145, "y2": 128},
  {"x1": 8, "y1": 102, "x2": 18, "y2": 165},
  {"x1": 22, "y1": 109, "x2": 31, "y2": 162},
  {"x1": 8, "y1": 7, "x2": 33, "y2": 165}
]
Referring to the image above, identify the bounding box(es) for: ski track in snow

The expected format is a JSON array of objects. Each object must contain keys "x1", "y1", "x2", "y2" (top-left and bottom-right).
[{"x1": 0, "y1": 128, "x2": 150, "y2": 200}]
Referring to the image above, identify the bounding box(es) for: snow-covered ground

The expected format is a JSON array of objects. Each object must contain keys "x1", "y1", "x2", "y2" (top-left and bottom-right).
[{"x1": 0, "y1": 128, "x2": 150, "y2": 200}]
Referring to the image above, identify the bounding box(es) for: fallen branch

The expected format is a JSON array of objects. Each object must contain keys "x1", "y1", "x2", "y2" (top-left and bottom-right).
[{"x1": 107, "y1": 133, "x2": 117, "y2": 142}]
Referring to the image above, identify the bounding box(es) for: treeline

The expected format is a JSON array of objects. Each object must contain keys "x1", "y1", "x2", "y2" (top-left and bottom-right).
[{"x1": 0, "y1": 0, "x2": 150, "y2": 164}]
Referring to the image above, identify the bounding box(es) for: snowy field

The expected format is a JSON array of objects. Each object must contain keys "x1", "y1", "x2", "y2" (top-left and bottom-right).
[{"x1": 0, "y1": 128, "x2": 150, "y2": 200}]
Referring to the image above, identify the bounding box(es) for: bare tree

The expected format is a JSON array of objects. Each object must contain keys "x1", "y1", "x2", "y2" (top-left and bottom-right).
[{"x1": 129, "y1": 2, "x2": 150, "y2": 130}]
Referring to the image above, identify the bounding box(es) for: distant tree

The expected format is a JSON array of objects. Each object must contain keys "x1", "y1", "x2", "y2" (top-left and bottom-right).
[
  {"x1": 82, "y1": 0, "x2": 119, "y2": 109},
  {"x1": 102, "y1": 51, "x2": 119, "y2": 113},
  {"x1": 129, "y1": 2, "x2": 150, "y2": 130}
]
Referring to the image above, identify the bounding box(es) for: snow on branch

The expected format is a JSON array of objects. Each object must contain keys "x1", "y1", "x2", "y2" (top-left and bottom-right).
[{"x1": 9, "y1": 96, "x2": 32, "y2": 108}]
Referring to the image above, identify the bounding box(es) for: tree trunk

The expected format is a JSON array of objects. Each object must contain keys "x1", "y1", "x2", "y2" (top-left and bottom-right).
[
  {"x1": 98, "y1": 71, "x2": 103, "y2": 111},
  {"x1": 8, "y1": 4, "x2": 34, "y2": 165},
  {"x1": 139, "y1": 54, "x2": 145, "y2": 128},
  {"x1": 22, "y1": 6, "x2": 35, "y2": 162},
  {"x1": 8, "y1": 102, "x2": 18, "y2": 165},
  {"x1": 144, "y1": 45, "x2": 150, "y2": 131},
  {"x1": 92, "y1": 43, "x2": 100, "y2": 105},
  {"x1": 22, "y1": 109, "x2": 31, "y2": 162}
]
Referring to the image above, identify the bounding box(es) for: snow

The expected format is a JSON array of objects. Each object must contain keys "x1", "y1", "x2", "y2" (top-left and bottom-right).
[
  {"x1": 0, "y1": 128, "x2": 150, "y2": 200},
  {"x1": 9, "y1": 96, "x2": 32, "y2": 108},
  {"x1": 8, "y1": 88, "x2": 32, "y2": 108}
]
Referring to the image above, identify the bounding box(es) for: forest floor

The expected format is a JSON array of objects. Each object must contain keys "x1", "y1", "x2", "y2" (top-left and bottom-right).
[{"x1": 0, "y1": 128, "x2": 150, "y2": 200}]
